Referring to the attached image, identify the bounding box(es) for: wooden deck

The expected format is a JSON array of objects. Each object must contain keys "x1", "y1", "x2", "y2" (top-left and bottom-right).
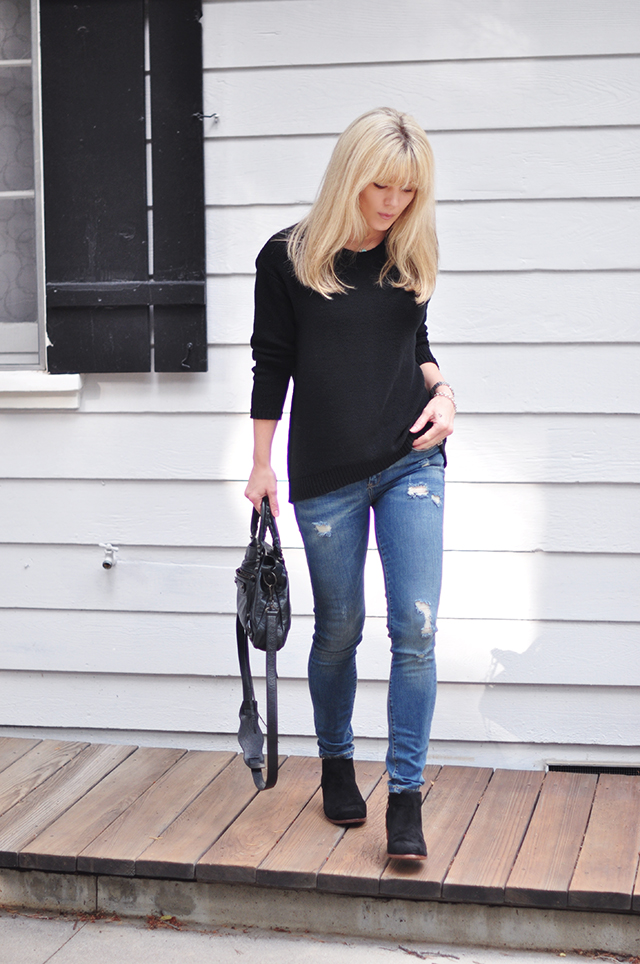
[{"x1": 0, "y1": 737, "x2": 639, "y2": 914}]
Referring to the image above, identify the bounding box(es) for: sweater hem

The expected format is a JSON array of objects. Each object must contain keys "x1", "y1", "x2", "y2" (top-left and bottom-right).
[{"x1": 289, "y1": 438, "x2": 415, "y2": 503}]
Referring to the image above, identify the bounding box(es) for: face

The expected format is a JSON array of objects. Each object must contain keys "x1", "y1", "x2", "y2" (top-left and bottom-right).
[{"x1": 358, "y1": 181, "x2": 416, "y2": 242}]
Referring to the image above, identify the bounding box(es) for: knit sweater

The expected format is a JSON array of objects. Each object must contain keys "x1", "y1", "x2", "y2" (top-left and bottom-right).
[{"x1": 250, "y1": 231, "x2": 438, "y2": 502}]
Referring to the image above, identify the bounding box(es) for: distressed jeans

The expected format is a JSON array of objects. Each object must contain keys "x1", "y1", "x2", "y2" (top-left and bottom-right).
[{"x1": 294, "y1": 446, "x2": 445, "y2": 792}]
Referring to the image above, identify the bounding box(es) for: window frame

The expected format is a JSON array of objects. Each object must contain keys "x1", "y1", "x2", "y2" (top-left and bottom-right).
[{"x1": 0, "y1": 0, "x2": 47, "y2": 372}]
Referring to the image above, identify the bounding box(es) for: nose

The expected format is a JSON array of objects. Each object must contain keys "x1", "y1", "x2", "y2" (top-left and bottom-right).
[{"x1": 384, "y1": 187, "x2": 402, "y2": 208}]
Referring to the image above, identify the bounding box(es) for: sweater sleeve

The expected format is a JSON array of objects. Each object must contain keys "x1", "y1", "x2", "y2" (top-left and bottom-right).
[
  {"x1": 414, "y1": 301, "x2": 438, "y2": 367},
  {"x1": 250, "y1": 240, "x2": 297, "y2": 420}
]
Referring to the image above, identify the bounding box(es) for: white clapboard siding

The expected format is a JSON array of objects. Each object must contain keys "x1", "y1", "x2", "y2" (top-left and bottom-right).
[
  {"x1": 206, "y1": 271, "x2": 640, "y2": 346},
  {"x1": 2, "y1": 543, "x2": 640, "y2": 624},
  {"x1": 2, "y1": 480, "x2": 640, "y2": 554},
  {"x1": 2, "y1": 670, "x2": 640, "y2": 747},
  {"x1": 79, "y1": 343, "x2": 640, "y2": 414},
  {"x1": 1, "y1": 608, "x2": 639, "y2": 689},
  {"x1": 81, "y1": 347, "x2": 254, "y2": 414},
  {"x1": 207, "y1": 200, "x2": 640, "y2": 275},
  {"x1": 202, "y1": 58, "x2": 640, "y2": 137},
  {"x1": 207, "y1": 274, "x2": 255, "y2": 344},
  {"x1": 2, "y1": 413, "x2": 640, "y2": 483},
  {"x1": 439, "y1": 344, "x2": 640, "y2": 414},
  {"x1": 205, "y1": 128, "x2": 640, "y2": 205},
  {"x1": 203, "y1": 0, "x2": 640, "y2": 67}
]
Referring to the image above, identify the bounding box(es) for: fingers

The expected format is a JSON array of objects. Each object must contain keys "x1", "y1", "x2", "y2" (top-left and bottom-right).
[
  {"x1": 411, "y1": 401, "x2": 455, "y2": 450},
  {"x1": 266, "y1": 488, "x2": 280, "y2": 517},
  {"x1": 244, "y1": 468, "x2": 280, "y2": 517}
]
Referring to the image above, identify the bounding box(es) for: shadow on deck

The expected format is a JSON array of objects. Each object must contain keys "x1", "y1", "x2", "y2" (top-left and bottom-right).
[{"x1": 0, "y1": 738, "x2": 639, "y2": 954}]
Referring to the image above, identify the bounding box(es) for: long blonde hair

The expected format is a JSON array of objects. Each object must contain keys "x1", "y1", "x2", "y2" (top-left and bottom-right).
[{"x1": 287, "y1": 107, "x2": 438, "y2": 304}]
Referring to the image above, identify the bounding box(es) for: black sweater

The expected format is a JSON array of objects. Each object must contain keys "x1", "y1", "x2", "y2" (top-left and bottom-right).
[{"x1": 250, "y1": 231, "x2": 438, "y2": 502}]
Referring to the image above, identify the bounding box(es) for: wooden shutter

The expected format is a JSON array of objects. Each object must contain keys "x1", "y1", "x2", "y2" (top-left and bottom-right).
[{"x1": 40, "y1": 0, "x2": 206, "y2": 373}]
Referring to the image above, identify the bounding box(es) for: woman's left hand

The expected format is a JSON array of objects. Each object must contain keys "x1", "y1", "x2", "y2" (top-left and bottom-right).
[{"x1": 410, "y1": 394, "x2": 455, "y2": 450}]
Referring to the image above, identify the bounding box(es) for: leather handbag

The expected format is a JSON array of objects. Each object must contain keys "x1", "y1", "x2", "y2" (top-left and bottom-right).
[{"x1": 235, "y1": 496, "x2": 291, "y2": 789}]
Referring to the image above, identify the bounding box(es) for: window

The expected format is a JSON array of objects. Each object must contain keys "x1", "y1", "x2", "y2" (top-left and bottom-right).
[
  {"x1": 0, "y1": 0, "x2": 207, "y2": 374},
  {"x1": 0, "y1": 0, "x2": 45, "y2": 368}
]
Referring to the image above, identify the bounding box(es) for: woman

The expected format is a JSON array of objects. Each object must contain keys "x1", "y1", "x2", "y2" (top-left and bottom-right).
[{"x1": 245, "y1": 107, "x2": 455, "y2": 859}]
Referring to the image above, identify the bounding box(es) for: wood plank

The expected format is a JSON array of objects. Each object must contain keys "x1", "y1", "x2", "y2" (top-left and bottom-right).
[
  {"x1": 4, "y1": 610, "x2": 640, "y2": 692},
  {"x1": 11, "y1": 341, "x2": 640, "y2": 421},
  {"x1": 317, "y1": 767, "x2": 440, "y2": 897},
  {"x1": 203, "y1": 58, "x2": 640, "y2": 136},
  {"x1": 204, "y1": 271, "x2": 640, "y2": 347},
  {"x1": 380, "y1": 765, "x2": 493, "y2": 900},
  {"x1": 442, "y1": 769, "x2": 544, "y2": 903},
  {"x1": 506, "y1": 771, "x2": 597, "y2": 908},
  {"x1": 0, "y1": 740, "x2": 88, "y2": 816},
  {"x1": 4, "y1": 675, "x2": 640, "y2": 752},
  {"x1": 0, "y1": 742, "x2": 136, "y2": 868},
  {"x1": 569, "y1": 774, "x2": 640, "y2": 911},
  {"x1": 7, "y1": 477, "x2": 640, "y2": 554},
  {"x1": 134, "y1": 753, "x2": 262, "y2": 879},
  {"x1": 3, "y1": 413, "x2": 640, "y2": 485},
  {"x1": 204, "y1": 0, "x2": 640, "y2": 68},
  {"x1": 206, "y1": 129, "x2": 640, "y2": 206},
  {"x1": 5, "y1": 543, "x2": 640, "y2": 624},
  {"x1": 77, "y1": 750, "x2": 234, "y2": 876},
  {"x1": 0, "y1": 737, "x2": 41, "y2": 778},
  {"x1": 208, "y1": 200, "x2": 640, "y2": 275},
  {"x1": 19, "y1": 746, "x2": 183, "y2": 873},
  {"x1": 254, "y1": 760, "x2": 385, "y2": 890},
  {"x1": 197, "y1": 755, "x2": 321, "y2": 883}
]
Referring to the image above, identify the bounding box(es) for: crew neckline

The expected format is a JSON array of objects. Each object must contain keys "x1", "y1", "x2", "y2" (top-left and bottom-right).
[{"x1": 342, "y1": 238, "x2": 386, "y2": 254}]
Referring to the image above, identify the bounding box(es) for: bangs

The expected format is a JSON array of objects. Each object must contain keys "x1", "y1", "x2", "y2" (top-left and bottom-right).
[{"x1": 369, "y1": 145, "x2": 427, "y2": 192}]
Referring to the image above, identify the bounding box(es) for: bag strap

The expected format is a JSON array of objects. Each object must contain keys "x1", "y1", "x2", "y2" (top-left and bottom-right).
[
  {"x1": 236, "y1": 609, "x2": 279, "y2": 790},
  {"x1": 251, "y1": 496, "x2": 283, "y2": 552}
]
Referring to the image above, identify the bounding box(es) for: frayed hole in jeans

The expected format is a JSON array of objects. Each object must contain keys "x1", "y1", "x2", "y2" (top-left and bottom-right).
[
  {"x1": 312, "y1": 521, "x2": 332, "y2": 537},
  {"x1": 414, "y1": 600, "x2": 433, "y2": 637}
]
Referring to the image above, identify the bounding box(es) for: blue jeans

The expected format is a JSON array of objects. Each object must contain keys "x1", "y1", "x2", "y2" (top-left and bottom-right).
[{"x1": 294, "y1": 446, "x2": 445, "y2": 792}]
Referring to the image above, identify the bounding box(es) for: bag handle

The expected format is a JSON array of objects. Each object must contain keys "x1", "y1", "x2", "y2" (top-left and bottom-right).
[{"x1": 250, "y1": 496, "x2": 282, "y2": 551}]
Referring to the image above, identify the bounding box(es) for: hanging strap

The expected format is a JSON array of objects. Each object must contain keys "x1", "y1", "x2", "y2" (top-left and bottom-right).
[{"x1": 236, "y1": 607, "x2": 279, "y2": 790}]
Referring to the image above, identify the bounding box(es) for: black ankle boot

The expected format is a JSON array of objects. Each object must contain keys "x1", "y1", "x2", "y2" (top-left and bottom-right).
[
  {"x1": 321, "y1": 758, "x2": 367, "y2": 825},
  {"x1": 386, "y1": 791, "x2": 427, "y2": 859}
]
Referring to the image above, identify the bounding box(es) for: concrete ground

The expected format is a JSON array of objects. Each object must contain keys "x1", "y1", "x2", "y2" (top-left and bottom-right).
[{"x1": 0, "y1": 909, "x2": 629, "y2": 964}]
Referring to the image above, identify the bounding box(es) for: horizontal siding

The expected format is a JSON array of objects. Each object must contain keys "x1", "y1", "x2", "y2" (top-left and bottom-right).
[
  {"x1": 2, "y1": 670, "x2": 640, "y2": 746},
  {"x1": 205, "y1": 129, "x2": 640, "y2": 204},
  {"x1": 2, "y1": 413, "x2": 640, "y2": 482},
  {"x1": 2, "y1": 543, "x2": 640, "y2": 623},
  {"x1": 202, "y1": 58, "x2": 640, "y2": 136},
  {"x1": 206, "y1": 272, "x2": 640, "y2": 346},
  {"x1": 206, "y1": 200, "x2": 640, "y2": 274},
  {"x1": 79, "y1": 343, "x2": 640, "y2": 413},
  {"x1": 203, "y1": 0, "x2": 640, "y2": 65},
  {"x1": 0, "y1": 609, "x2": 639, "y2": 688},
  {"x1": 1, "y1": 480, "x2": 639, "y2": 553}
]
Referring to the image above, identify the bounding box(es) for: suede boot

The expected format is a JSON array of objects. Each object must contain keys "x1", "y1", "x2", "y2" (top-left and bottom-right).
[
  {"x1": 321, "y1": 757, "x2": 367, "y2": 825},
  {"x1": 386, "y1": 791, "x2": 427, "y2": 859}
]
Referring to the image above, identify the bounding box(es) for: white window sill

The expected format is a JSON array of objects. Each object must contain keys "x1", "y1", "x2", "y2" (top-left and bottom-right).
[{"x1": 0, "y1": 372, "x2": 83, "y2": 410}]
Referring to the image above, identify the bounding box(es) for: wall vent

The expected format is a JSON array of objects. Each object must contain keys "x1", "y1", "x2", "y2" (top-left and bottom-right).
[{"x1": 548, "y1": 764, "x2": 640, "y2": 776}]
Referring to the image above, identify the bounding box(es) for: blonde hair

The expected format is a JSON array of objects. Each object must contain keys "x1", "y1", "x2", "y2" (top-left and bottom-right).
[{"x1": 287, "y1": 107, "x2": 438, "y2": 304}]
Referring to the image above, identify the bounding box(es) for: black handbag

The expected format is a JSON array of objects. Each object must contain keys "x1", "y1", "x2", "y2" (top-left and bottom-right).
[{"x1": 235, "y1": 496, "x2": 291, "y2": 789}]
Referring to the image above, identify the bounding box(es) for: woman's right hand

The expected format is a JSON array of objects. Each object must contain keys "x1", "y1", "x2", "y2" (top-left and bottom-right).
[
  {"x1": 246, "y1": 418, "x2": 280, "y2": 516},
  {"x1": 244, "y1": 463, "x2": 279, "y2": 517}
]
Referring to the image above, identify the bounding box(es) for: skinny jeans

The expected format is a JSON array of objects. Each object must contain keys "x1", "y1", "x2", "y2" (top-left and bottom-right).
[{"x1": 294, "y1": 446, "x2": 445, "y2": 792}]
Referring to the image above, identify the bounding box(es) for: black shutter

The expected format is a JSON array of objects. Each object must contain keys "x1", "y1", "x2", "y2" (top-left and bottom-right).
[{"x1": 41, "y1": 0, "x2": 207, "y2": 374}]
